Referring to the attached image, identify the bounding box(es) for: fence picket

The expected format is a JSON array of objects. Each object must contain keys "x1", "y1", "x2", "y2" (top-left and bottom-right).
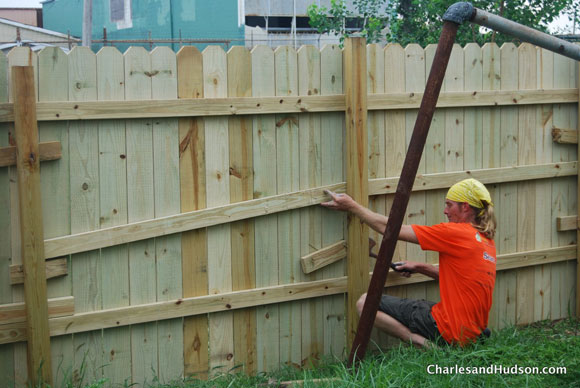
[
  {"x1": 275, "y1": 45, "x2": 302, "y2": 369},
  {"x1": 227, "y1": 46, "x2": 257, "y2": 374},
  {"x1": 97, "y1": 46, "x2": 132, "y2": 385},
  {"x1": 203, "y1": 45, "x2": 234, "y2": 374},
  {"x1": 516, "y1": 43, "x2": 538, "y2": 325},
  {"x1": 482, "y1": 42, "x2": 501, "y2": 328},
  {"x1": 177, "y1": 46, "x2": 209, "y2": 379},
  {"x1": 497, "y1": 43, "x2": 519, "y2": 328},
  {"x1": 298, "y1": 45, "x2": 323, "y2": 364},
  {"x1": 404, "y1": 44, "x2": 427, "y2": 301},
  {"x1": 252, "y1": 45, "x2": 280, "y2": 373},
  {"x1": 37, "y1": 46, "x2": 73, "y2": 385},
  {"x1": 151, "y1": 46, "x2": 183, "y2": 383},
  {"x1": 68, "y1": 46, "x2": 103, "y2": 385},
  {"x1": 124, "y1": 46, "x2": 158, "y2": 384},
  {"x1": 321, "y1": 43, "x2": 345, "y2": 357}
]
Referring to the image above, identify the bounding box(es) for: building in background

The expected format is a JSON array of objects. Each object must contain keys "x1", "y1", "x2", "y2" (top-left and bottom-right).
[
  {"x1": 0, "y1": 16, "x2": 79, "y2": 53},
  {"x1": 0, "y1": 7, "x2": 42, "y2": 27},
  {"x1": 42, "y1": 0, "x2": 245, "y2": 52},
  {"x1": 245, "y1": 0, "x2": 389, "y2": 49}
]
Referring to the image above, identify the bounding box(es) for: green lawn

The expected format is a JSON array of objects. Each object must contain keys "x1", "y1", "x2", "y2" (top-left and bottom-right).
[{"x1": 58, "y1": 317, "x2": 580, "y2": 388}]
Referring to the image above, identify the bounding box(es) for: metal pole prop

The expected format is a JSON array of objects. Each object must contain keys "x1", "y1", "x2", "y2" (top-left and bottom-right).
[{"x1": 348, "y1": 1, "x2": 580, "y2": 367}]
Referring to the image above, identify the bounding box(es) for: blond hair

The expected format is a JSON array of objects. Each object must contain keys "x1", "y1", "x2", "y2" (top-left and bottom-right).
[{"x1": 470, "y1": 203, "x2": 496, "y2": 240}]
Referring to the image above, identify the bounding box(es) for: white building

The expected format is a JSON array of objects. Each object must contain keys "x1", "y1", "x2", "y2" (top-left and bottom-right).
[{"x1": 244, "y1": 0, "x2": 390, "y2": 48}]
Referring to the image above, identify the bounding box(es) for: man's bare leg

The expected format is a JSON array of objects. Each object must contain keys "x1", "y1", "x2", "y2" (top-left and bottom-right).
[{"x1": 356, "y1": 293, "x2": 431, "y2": 348}]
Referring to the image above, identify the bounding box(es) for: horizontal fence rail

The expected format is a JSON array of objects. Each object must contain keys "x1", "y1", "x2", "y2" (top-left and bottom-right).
[
  {"x1": 1, "y1": 245, "x2": 575, "y2": 345},
  {"x1": 0, "y1": 89, "x2": 576, "y2": 122}
]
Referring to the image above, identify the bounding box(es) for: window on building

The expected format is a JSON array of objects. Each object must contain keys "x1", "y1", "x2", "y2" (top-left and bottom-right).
[
  {"x1": 111, "y1": 0, "x2": 125, "y2": 22},
  {"x1": 111, "y1": 0, "x2": 132, "y2": 29}
]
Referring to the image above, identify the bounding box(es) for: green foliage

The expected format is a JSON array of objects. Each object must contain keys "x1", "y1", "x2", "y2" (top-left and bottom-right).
[
  {"x1": 307, "y1": 0, "x2": 390, "y2": 45},
  {"x1": 308, "y1": 0, "x2": 580, "y2": 47},
  {"x1": 63, "y1": 318, "x2": 580, "y2": 387}
]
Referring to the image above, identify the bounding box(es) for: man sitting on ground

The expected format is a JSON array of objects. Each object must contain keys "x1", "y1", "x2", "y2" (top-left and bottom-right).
[{"x1": 321, "y1": 178, "x2": 496, "y2": 347}]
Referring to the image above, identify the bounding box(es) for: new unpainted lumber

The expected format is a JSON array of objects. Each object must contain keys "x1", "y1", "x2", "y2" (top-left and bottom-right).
[
  {"x1": 0, "y1": 88, "x2": 576, "y2": 123},
  {"x1": 12, "y1": 65, "x2": 52, "y2": 385},
  {"x1": 556, "y1": 216, "x2": 577, "y2": 232},
  {"x1": 0, "y1": 141, "x2": 61, "y2": 167},
  {"x1": 301, "y1": 240, "x2": 347, "y2": 275},
  {"x1": 42, "y1": 161, "x2": 576, "y2": 260},
  {"x1": 0, "y1": 296, "x2": 74, "y2": 324},
  {"x1": 177, "y1": 45, "x2": 210, "y2": 379},
  {"x1": 344, "y1": 37, "x2": 369, "y2": 349},
  {"x1": 9, "y1": 257, "x2": 68, "y2": 285},
  {"x1": 551, "y1": 127, "x2": 577, "y2": 144},
  {"x1": 0, "y1": 244, "x2": 574, "y2": 346}
]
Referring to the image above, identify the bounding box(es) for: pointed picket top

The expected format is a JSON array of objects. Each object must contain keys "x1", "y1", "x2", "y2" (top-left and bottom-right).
[
  {"x1": 250, "y1": 45, "x2": 274, "y2": 98},
  {"x1": 151, "y1": 46, "x2": 177, "y2": 99},
  {"x1": 482, "y1": 43, "x2": 501, "y2": 91},
  {"x1": 227, "y1": 45, "x2": 252, "y2": 98},
  {"x1": 444, "y1": 44, "x2": 464, "y2": 91},
  {"x1": 226, "y1": 45, "x2": 250, "y2": 55},
  {"x1": 518, "y1": 43, "x2": 537, "y2": 90},
  {"x1": 68, "y1": 46, "x2": 97, "y2": 101},
  {"x1": 124, "y1": 46, "x2": 151, "y2": 100},
  {"x1": 96, "y1": 47, "x2": 124, "y2": 101},
  {"x1": 274, "y1": 45, "x2": 298, "y2": 95},
  {"x1": 464, "y1": 43, "x2": 483, "y2": 91},
  {"x1": 7, "y1": 47, "x2": 37, "y2": 101},
  {"x1": 202, "y1": 45, "x2": 227, "y2": 99},
  {"x1": 95, "y1": 45, "x2": 122, "y2": 56},
  {"x1": 250, "y1": 44, "x2": 273, "y2": 58},
  {"x1": 321, "y1": 44, "x2": 343, "y2": 95},
  {"x1": 176, "y1": 46, "x2": 203, "y2": 99},
  {"x1": 366, "y1": 43, "x2": 383, "y2": 94},
  {"x1": 537, "y1": 47, "x2": 554, "y2": 90},
  {"x1": 384, "y1": 43, "x2": 405, "y2": 93},
  {"x1": 424, "y1": 44, "x2": 437, "y2": 74},
  {"x1": 297, "y1": 45, "x2": 320, "y2": 96},
  {"x1": 37, "y1": 46, "x2": 68, "y2": 102},
  {"x1": 404, "y1": 43, "x2": 425, "y2": 92}
]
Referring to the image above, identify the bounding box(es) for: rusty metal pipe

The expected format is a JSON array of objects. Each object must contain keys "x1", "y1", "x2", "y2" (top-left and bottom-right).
[
  {"x1": 471, "y1": 8, "x2": 580, "y2": 61},
  {"x1": 347, "y1": 20, "x2": 461, "y2": 367}
]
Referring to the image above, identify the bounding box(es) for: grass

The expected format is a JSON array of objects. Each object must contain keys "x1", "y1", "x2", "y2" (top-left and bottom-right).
[{"x1": 43, "y1": 317, "x2": 580, "y2": 388}]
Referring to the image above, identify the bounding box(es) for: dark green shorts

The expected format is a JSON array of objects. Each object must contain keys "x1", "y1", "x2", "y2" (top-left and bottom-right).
[{"x1": 378, "y1": 294, "x2": 447, "y2": 344}]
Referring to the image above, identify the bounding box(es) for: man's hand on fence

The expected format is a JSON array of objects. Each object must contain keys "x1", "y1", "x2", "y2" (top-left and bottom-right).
[{"x1": 321, "y1": 190, "x2": 356, "y2": 212}]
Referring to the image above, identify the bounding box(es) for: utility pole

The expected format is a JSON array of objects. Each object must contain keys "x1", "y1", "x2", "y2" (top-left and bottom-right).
[{"x1": 82, "y1": 0, "x2": 92, "y2": 47}]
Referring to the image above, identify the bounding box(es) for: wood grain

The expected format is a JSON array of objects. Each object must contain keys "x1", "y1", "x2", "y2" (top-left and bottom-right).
[
  {"x1": 12, "y1": 65, "x2": 52, "y2": 385},
  {"x1": 0, "y1": 141, "x2": 61, "y2": 167},
  {"x1": 0, "y1": 89, "x2": 575, "y2": 122}
]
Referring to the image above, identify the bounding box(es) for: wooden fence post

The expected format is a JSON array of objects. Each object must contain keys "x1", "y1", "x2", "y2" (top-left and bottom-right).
[
  {"x1": 12, "y1": 66, "x2": 52, "y2": 385},
  {"x1": 344, "y1": 37, "x2": 369, "y2": 348},
  {"x1": 577, "y1": 59, "x2": 580, "y2": 319}
]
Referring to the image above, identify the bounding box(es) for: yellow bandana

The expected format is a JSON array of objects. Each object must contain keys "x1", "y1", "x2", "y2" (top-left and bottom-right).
[{"x1": 446, "y1": 179, "x2": 493, "y2": 212}]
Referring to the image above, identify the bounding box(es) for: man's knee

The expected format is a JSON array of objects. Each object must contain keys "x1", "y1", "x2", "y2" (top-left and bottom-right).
[{"x1": 356, "y1": 293, "x2": 367, "y2": 316}]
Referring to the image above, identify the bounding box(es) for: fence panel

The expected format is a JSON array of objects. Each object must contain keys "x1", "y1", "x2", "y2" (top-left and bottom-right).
[{"x1": 0, "y1": 42, "x2": 578, "y2": 386}]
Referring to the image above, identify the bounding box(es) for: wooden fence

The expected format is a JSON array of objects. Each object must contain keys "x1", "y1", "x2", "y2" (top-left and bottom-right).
[{"x1": 0, "y1": 39, "x2": 578, "y2": 387}]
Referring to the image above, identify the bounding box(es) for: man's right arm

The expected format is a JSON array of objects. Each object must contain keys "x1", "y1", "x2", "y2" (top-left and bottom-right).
[
  {"x1": 321, "y1": 190, "x2": 418, "y2": 244},
  {"x1": 396, "y1": 261, "x2": 439, "y2": 280}
]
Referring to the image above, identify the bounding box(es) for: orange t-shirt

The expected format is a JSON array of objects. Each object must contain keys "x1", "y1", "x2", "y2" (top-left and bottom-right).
[{"x1": 411, "y1": 222, "x2": 496, "y2": 345}]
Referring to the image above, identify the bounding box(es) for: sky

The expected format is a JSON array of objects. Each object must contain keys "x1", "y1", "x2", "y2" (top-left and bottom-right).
[{"x1": 0, "y1": 0, "x2": 576, "y2": 34}]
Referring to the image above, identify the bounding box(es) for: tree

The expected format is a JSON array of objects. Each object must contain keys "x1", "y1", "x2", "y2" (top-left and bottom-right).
[
  {"x1": 308, "y1": 0, "x2": 580, "y2": 47},
  {"x1": 307, "y1": 0, "x2": 390, "y2": 45}
]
